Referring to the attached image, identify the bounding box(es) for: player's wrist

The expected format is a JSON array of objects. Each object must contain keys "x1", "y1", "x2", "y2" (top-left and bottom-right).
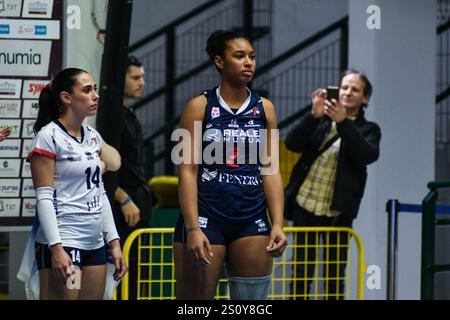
[
  {"x1": 120, "y1": 196, "x2": 132, "y2": 207},
  {"x1": 186, "y1": 225, "x2": 201, "y2": 233}
]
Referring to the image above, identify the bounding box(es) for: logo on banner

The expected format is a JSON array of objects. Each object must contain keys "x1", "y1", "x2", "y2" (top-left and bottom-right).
[
  {"x1": 22, "y1": 179, "x2": 35, "y2": 197},
  {"x1": 21, "y1": 139, "x2": 33, "y2": 158},
  {"x1": 0, "y1": 119, "x2": 21, "y2": 138},
  {"x1": 22, "y1": 100, "x2": 38, "y2": 118},
  {"x1": 0, "y1": 179, "x2": 20, "y2": 197},
  {"x1": 0, "y1": 23, "x2": 9, "y2": 34},
  {"x1": 0, "y1": 80, "x2": 15, "y2": 95},
  {"x1": 22, "y1": 198, "x2": 36, "y2": 217},
  {"x1": 0, "y1": 0, "x2": 22, "y2": 18},
  {"x1": 34, "y1": 25, "x2": 46, "y2": 35},
  {"x1": 22, "y1": 119, "x2": 35, "y2": 138},
  {"x1": 22, "y1": 0, "x2": 53, "y2": 18},
  {"x1": 0, "y1": 139, "x2": 21, "y2": 157},
  {"x1": 0, "y1": 159, "x2": 20, "y2": 177},
  {"x1": 0, "y1": 198, "x2": 20, "y2": 217},
  {"x1": 22, "y1": 161, "x2": 31, "y2": 177},
  {"x1": 23, "y1": 80, "x2": 48, "y2": 98},
  {"x1": 0, "y1": 79, "x2": 21, "y2": 98},
  {"x1": 0, "y1": 40, "x2": 51, "y2": 77},
  {"x1": 0, "y1": 100, "x2": 20, "y2": 118}
]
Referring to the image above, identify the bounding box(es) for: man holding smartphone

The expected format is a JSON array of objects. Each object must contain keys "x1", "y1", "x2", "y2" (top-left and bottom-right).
[{"x1": 284, "y1": 69, "x2": 381, "y2": 299}]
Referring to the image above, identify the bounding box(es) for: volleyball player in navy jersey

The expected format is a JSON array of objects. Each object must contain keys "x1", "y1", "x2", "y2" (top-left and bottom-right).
[{"x1": 173, "y1": 30, "x2": 287, "y2": 300}]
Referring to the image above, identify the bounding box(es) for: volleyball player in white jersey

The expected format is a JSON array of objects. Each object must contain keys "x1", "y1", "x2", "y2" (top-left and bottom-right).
[{"x1": 28, "y1": 68, "x2": 126, "y2": 299}]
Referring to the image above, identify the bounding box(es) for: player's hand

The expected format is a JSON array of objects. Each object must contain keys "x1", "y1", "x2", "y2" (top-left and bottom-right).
[
  {"x1": 186, "y1": 229, "x2": 213, "y2": 267},
  {"x1": 266, "y1": 225, "x2": 287, "y2": 258},
  {"x1": 51, "y1": 244, "x2": 75, "y2": 281},
  {"x1": 311, "y1": 88, "x2": 327, "y2": 118},
  {"x1": 121, "y1": 201, "x2": 140, "y2": 227},
  {"x1": 109, "y1": 239, "x2": 127, "y2": 281}
]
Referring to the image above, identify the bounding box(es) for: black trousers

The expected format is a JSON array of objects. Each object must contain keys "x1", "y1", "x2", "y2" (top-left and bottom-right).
[
  {"x1": 290, "y1": 202, "x2": 353, "y2": 300},
  {"x1": 114, "y1": 184, "x2": 152, "y2": 300}
]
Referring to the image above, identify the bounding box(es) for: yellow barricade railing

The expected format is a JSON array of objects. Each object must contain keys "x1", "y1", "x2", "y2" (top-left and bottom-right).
[{"x1": 120, "y1": 227, "x2": 366, "y2": 300}]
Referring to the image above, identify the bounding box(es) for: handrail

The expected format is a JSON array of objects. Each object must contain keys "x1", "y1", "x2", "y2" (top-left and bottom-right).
[
  {"x1": 255, "y1": 17, "x2": 348, "y2": 77},
  {"x1": 144, "y1": 115, "x2": 180, "y2": 144},
  {"x1": 427, "y1": 179, "x2": 450, "y2": 190},
  {"x1": 436, "y1": 85, "x2": 450, "y2": 104},
  {"x1": 437, "y1": 18, "x2": 450, "y2": 34},
  {"x1": 420, "y1": 179, "x2": 450, "y2": 299},
  {"x1": 129, "y1": 0, "x2": 223, "y2": 51},
  {"x1": 278, "y1": 105, "x2": 311, "y2": 129}
]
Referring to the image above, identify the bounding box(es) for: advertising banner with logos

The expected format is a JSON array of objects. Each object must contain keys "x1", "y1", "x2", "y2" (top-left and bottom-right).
[{"x1": 0, "y1": 0, "x2": 62, "y2": 228}]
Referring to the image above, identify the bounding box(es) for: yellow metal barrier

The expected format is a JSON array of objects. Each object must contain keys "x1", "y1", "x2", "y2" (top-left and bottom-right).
[{"x1": 120, "y1": 227, "x2": 366, "y2": 300}]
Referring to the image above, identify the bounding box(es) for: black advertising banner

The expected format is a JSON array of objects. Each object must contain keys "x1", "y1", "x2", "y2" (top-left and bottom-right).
[{"x1": 0, "y1": 0, "x2": 63, "y2": 228}]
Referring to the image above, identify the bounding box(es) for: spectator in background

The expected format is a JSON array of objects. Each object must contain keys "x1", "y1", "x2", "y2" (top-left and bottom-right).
[
  {"x1": 114, "y1": 56, "x2": 152, "y2": 299},
  {"x1": 284, "y1": 69, "x2": 381, "y2": 299}
]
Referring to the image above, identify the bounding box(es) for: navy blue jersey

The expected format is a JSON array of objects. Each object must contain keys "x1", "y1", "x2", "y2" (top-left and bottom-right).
[{"x1": 197, "y1": 87, "x2": 267, "y2": 222}]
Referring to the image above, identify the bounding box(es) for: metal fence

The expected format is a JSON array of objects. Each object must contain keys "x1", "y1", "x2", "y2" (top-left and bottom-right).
[{"x1": 119, "y1": 226, "x2": 366, "y2": 300}]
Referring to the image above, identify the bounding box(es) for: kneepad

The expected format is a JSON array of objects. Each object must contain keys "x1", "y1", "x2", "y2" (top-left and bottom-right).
[{"x1": 228, "y1": 275, "x2": 272, "y2": 300}]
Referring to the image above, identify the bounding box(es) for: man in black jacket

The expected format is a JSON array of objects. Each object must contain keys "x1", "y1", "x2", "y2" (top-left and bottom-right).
[
  {"x1": 113, "y1": 56, "x2": 152, "y2": 299},
  {"x1": 285, "y1": 70, "x2": 381, "y2": 299}
]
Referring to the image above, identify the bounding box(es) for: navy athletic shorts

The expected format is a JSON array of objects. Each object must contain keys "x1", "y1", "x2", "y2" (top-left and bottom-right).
[
  {"x1": 35, "y1": 242, "x2": 107, "y2": 270},
  {"x1": 173, "y1": 211, "x2": 271, "y2": 245}
]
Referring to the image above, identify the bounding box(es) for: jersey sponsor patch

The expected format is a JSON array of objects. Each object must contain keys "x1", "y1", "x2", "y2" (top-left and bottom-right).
[
  {"x1": 87, "y1": 136, "x2": 99, "y2": 148},
  {"x1": 205, "y1": 128, "x2": 221, "y2": 142},
  {"x1": 217, "y1": 172, "x2": 261, "y2": 186},
  {"x1": 63, "y1": 138, "x2": 74, "y2": 151},
  {"x1": 201, "y1": 168, "x2": 218, "y2": 182},
  {"x1": 211, "y1": 107, "x2": 220, "y2": 119},
  {"x1": 255, "y1": 219, "x2": 268, "y2": 232},
  {"x1": 243, "y1": 106, "x2": 262, "y2": 118},
  {"x1": 198, "y1": 216, "x2": 208, "y2": 228},
  {"x1": 228, "y1": 119, "x2": 239, "y2": 128},
  {"x1": 67, "y1": 155, "x2": 82, "y2": 161},
  {"x1": 244, "y1": 120, "x2": 260, "y2": 128}
]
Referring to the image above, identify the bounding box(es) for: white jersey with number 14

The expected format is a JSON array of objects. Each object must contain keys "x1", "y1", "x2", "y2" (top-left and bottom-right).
[{"x1": 28, "y1": 121, "x2": 105, "y2": 250}]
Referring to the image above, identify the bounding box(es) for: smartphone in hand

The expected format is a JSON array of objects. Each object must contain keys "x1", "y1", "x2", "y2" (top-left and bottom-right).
[{"x1": 326, "y1": 86, "x2": 339, "y2": 102}]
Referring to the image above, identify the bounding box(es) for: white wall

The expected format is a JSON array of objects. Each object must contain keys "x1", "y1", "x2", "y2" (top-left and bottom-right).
[
  {"x1": 64, "y1": 0, "x2": 107, "y2": 84},
  {"x1": 349, "y1": 0, "x2": 436, "y2": 299},
  {"x1": 64, "y1": 0, "x2": 108, "y2": 127}
]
